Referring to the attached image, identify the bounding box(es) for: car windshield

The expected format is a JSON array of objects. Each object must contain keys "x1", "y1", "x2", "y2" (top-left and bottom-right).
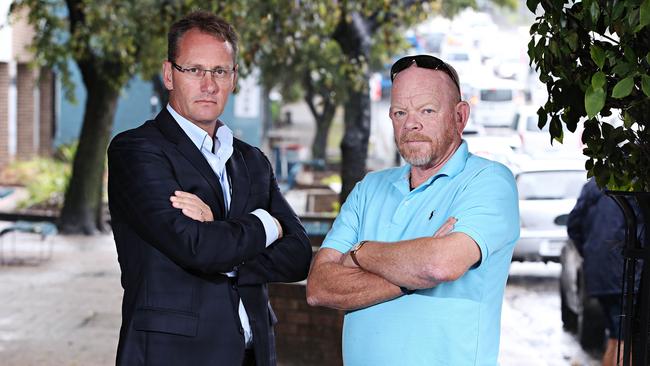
[
  {"x1": 481, "y1": 89, "x2": 512, "y2": 102},
  {"x1": 517, "y1": 170, "x2": 585, "y2": 200}
]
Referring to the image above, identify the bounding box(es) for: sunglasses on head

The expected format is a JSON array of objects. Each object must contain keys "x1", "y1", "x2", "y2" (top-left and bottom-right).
[{"x1": 390, "y1": 55, "x2": 461, "y2": 93}]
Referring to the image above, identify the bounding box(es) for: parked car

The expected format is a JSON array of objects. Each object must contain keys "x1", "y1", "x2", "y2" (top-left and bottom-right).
[
  {"x1": 511, "y1": 106, "x2": 584, "y2": 158},
  {"x1": 559, "y1": 238, "x2": 607, "y2": 351},
  {"x1": 513, "y1": 160, "x2": 587, "y2": 262}
]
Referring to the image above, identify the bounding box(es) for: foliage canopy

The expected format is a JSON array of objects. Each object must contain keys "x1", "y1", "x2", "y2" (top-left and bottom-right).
[{"x1": 528, "y1": 0, "x2": 650, "y2": 191}]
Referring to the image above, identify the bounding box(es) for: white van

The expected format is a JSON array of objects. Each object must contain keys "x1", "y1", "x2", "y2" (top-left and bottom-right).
[{"x1": 468, "y1": 78, "x2": 524, "y2": 127}]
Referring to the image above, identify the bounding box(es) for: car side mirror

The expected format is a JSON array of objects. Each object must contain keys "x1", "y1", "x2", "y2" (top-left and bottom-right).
[{"x1": 554, "y1": 214, "x2": 569, "y2": 226}]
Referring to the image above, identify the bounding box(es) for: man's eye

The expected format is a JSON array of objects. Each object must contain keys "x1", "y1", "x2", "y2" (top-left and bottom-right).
[
  {"x1": 214, "y1": 68, "x2": 227, "y2": 76},
  {"x1": 422, "y1": 109, "x2": 434, "y2": 114},
  {"x1": 393, "y1": 111, "x2": 406, "y2": 118},
  {"x1": 187, "y1": 68, "x2": 200, "y2": 75}
]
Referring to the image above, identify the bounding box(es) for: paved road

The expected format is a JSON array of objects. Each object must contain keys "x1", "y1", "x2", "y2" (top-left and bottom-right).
[
  {"x1": 500, "y1": 262, "x2": 600, "y2": 365},
  {"x1": 0, "y1": 230, "x2": 600, "y2": 365}
]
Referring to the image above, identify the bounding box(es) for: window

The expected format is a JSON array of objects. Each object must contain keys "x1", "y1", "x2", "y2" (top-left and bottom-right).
[{"x1": 480, "y1": 89, "x2": 513, "y2": 102}]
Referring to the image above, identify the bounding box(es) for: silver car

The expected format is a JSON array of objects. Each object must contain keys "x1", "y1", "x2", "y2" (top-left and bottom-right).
[{"x1": 513, "y1": 160, "x2": 587, "y2": 262}]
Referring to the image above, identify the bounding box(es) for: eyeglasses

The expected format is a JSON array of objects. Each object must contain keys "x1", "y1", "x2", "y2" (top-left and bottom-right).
[
  {"x1": 171, "y1": 62, "x2": 236, "y2": 80},
  {"x1": 390, "y1": 55, "x2": 460, "y2": 94}
]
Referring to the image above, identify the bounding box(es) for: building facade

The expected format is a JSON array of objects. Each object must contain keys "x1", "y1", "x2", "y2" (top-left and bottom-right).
[{"x1": 0, "y1": 5, "x2": 55, "y2": 170}]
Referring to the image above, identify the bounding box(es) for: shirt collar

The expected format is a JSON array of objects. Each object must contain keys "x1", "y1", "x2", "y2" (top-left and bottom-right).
[
  {"x1": 393, "y1": 140, "x2": 469, "y2": 192},
  {"x1": 436, "y1": 140, "x2": 469, "y2": 179},
  {"x1": 166, "y1": 104, "x2": 233, "y2": 154}
]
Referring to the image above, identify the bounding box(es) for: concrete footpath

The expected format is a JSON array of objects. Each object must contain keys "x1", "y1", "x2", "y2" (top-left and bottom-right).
[{"x1": 0, "y1": 230, "x2": 121, "y2": 366}]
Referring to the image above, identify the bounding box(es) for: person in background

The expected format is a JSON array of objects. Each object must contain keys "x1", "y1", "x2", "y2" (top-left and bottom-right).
[
  {"x1": 306, "y1": 54, "x2": 520, "y2": 365},
  {"x1": 568, "y1": 178, "x2": 642, "y2": 366},
  {"x1": 108, "y1": 11, "x2": 311, "y2": 366}
]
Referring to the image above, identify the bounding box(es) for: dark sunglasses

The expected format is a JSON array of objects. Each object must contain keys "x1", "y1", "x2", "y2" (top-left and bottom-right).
[{"x1": 390, "y1": 55, "x2": 461, "y2": 93}]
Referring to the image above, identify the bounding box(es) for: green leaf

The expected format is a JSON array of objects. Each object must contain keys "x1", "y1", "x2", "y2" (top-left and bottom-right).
[
  {"x1": 537, "y1": 107, "x2": 547, "y2": 129},
  {"x1": 526, "y1": 0, "x2": 540, "y2": 13},
  {"x1": 623, "y1": 111, "x2": 634, "y2": 128},
  {"x1": 585, "y1": 85, "x2": 605, "y2": 118},
  {"x1": 590, "y1": 45, "x2": 605, "y2": 69},
  {"x1": 612, "y1": 76, "x2": 635, "y2": 98},
  {"x1": 641, "y1": 0, "x2": 650, "y2": 28},
  {"x1": 647, "y1": 52, "x2": 650, "y2": 64},
  {"x1": 642, "y1": 74, "x2": 650, "y2": 97},
  {"x1": 590, "y1": 1, "x2": 600, "y2": 24},
  {"x1": 591, "y1": 71, "x2": 606, "y2": 89},
  {"x1": 612, "y1": 62, "x2": 632, "y2": 76},
  {"x1": 550, "y1": 115, "x2": 563, "y2": 143},
  {"x1": 566, "y1": 32, "x2": 578, "y2": 52},
  {"x1": 623, "y1": 46, "x2": 637, "y2": 63},
  {"x1": 612, "y1": 1, "x2": 625, "y2": 20}
]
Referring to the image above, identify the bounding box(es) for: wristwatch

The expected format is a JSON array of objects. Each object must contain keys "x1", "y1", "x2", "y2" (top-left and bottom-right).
[{"x1": 350, "y1": 240, "x2": 368, "y2": 268}]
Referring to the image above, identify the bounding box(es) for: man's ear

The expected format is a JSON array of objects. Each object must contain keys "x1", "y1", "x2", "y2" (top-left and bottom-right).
[
  {"x1": 162, "y1": 61, "x2": 174, "y2": 91},
  {"x1": 455, "y1": 100, "x2": 470, "y2": 136}
]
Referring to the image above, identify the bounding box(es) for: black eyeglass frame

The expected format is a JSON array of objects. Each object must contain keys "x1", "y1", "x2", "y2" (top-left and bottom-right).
[
  {"x1": 171, "y1": 62, "x2": 236, "y2": 79},
  {"x1": 390, "y1": 55, "x2": 461, "y2": 94}
]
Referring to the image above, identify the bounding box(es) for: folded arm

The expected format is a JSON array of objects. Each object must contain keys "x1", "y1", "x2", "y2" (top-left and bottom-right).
[
  {"x1": 306, "y1": 217, "x2": 462, "y2": 310},
  {"x1": 306, "y1": 248, "x2": 402, "y2": 310},
  {"x1": 108, "y1": 136, "x2": 267, "y2": 275},
  {"x1": 341, "y1": 231, "x2": 480, "y2": 290}
]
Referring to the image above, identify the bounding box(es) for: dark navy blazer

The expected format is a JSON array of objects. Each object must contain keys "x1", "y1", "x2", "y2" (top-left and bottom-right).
[
  {"x1": 108, "y1": 108, "x2": 311, "y2": 366},
  {"x1": 567, "y1": 179, "x2": 642, "y2": 296}
]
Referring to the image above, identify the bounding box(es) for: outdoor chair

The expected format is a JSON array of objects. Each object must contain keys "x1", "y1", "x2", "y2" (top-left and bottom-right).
[{"x1": 0, "y1": 221, "x2": 58, "y2": 265}]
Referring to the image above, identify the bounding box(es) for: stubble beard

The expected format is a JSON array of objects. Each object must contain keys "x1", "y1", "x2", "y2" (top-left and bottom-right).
[
  {"x1": 395, "y1": 129, "x2": 458, "y2": 167},
  {"x1": 396, "y1": 132, "x2": 435, "y2": 167}
]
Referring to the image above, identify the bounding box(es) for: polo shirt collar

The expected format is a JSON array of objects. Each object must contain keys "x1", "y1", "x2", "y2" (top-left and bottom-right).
[{"x1": 393, "y1": 141, "x2": 469, "y2": 193}]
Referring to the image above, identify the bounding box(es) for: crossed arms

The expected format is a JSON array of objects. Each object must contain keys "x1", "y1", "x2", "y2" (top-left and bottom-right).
[
  {"x1": 306, "y1": 218, "x2": 481, "y2": 311},
  {"x1": 108, "y1": 134, "x2": 311, "y2": 283}
]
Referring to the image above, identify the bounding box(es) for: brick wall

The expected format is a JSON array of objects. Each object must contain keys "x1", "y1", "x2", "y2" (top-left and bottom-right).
[
  {"x1": 269, "y1": 282, "x2": 344, "y2": 366},
  {"x1": 38, "y1": 68, "x2": 53, "y2": 156},
  {"x1": 11, "y1": 7, "x2": 35, "y2": 63},
  {"x1": 0, "y1": 63, "x2": 9, "y2": 170},
  {"x1": 16, "y1": 63, "x2": 36, "y2": 160}
]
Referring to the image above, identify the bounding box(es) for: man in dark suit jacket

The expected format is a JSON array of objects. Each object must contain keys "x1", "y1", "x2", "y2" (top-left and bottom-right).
[{"x1": 107, "y1": 11, "x2": 311, "y2": 366}]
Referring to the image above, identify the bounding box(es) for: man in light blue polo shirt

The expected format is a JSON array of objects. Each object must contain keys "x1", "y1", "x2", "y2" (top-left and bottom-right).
[{"x1": 306, "y1": 55, "x2": 520, "y2": 365}]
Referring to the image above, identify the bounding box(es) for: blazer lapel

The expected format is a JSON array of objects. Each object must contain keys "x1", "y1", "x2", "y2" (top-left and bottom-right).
[
  {"x1": 226, "y1": 144, "x2": 250, "y2": 217},
  {"x1": 154, "y1": 109, "x2": 226, "y2": 213}
]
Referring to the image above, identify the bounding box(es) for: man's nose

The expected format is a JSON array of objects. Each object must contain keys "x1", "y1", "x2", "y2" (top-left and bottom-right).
[
  {"x1": 403, "y1": 112, "x2": 422, "y2": 130},
  {"x1": 200, "y1": 73, "x2": 218, "y2": 93}
]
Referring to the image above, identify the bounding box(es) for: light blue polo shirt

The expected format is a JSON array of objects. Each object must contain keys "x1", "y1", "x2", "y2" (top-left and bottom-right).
[{"x1": 321, "y1": 141, "x2": 520, "y2": 366}]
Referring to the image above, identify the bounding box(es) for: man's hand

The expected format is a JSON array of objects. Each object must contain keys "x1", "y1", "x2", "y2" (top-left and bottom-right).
[
  {"x1": 341, "y1": 251, "x2": 357, "y2": 268},
  {"x1": 433, "y1": 217, "x2": 457, "y2": 238},
  {"x1": 170, "y1": 191, "x2": 214, "y2": 222},
  {"x1": 272, "y1": 216, "x2": 284, "y2": 240}
]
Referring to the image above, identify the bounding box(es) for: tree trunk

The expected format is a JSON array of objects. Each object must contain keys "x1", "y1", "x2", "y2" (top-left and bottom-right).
[
  {"x1": 59, "y1": 69, "x2": 119, "y2": 234},
  {"x1": 311, "y1": 107, "x2": 335, "y2": 162},
  {"x1": 303, "y1": 70, "x2": 337, "y2": 163},
  {"x1": 333, "y1": 12, "x2": 372, "y2": 203},
  {"x1": 339, "y1": 87, "x2": 370, "y2": 203}
]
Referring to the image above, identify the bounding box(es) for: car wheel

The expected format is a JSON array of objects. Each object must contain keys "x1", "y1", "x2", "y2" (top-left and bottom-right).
[
  {"x1": 577, "y1": 276, "x2": 606, "y2": 351},
  {"x1": 560, "y1": 280, "x2": 577, "y2": 331}
]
